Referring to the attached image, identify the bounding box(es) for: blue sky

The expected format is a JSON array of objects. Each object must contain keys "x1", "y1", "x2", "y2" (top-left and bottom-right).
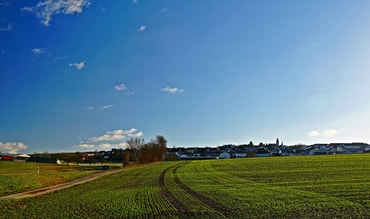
[{"x1": 1, "y1": 0, "x2": 370, "y2": 154}]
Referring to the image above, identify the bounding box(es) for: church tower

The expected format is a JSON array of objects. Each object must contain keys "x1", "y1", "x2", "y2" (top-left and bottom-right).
[{"x1": 276, "y1": 138, "x2": 279, "y2": 146}]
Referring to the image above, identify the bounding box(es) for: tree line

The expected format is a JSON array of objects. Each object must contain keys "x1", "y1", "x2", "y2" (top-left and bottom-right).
[
  {"x1": 31, "y1": 135, "x2": 168, "y2": 166},
  {"x1": 123, "y1": 135, "x2": 167, "y2": 165}
]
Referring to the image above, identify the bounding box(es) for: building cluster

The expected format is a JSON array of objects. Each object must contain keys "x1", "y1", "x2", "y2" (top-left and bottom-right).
[
  {"x1": 1, "y1": 139, "x2": 370, "y2": 163},
  {"x1": 166, "y1": 140, "x2": 370, "y2": 160}
]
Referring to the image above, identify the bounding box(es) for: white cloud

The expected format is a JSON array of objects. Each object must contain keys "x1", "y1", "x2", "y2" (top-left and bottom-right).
[
  {"x1": 87, "y1": 106, "x2": 95, "y2": 110},
  {"x1": 162, "y1": 86, "x2": 184, "y2": 94},
  {"x1": 90, "y1": 128, "x2": 142, "y2": 142},
  {"x1": 0, "y1": 23, "x2": 12, "y2": 32},
  {"x1": 98, "y1": 143, "x2": 113, "y2": 149},
  {"x1": 31, "y1": 48, "x2": 46, "y2": 55},
  {"x1": 75, "y1": 143, "x2": 95, "y2": 149},
  {"x1": 128, "y1": 131, "x2": 143, "y2": 137},
  {"x1": 309, "y1": 129, "x2": 341, "y2": 138},
  {"x1": 22, "y1": 0, "x2": 90, "y2": 26},
  {"x1": 0, "y1": 141, "x2": 28, "y2": 154},
  {"x1": 90, "y1": 132, "x2": 125, "y2": 142},
  {"x1": 101, "y1": 104, "x2": 114, "y2": 109},
  {"x1": 116, "y1": 142, "x2": 128, "y2": 148},
  {"x1": 69, "y1": 61, "x2": 85, "y2": 70},
  {"x1": 132, "y1": 0, "x2": 138, "y2": 3},
  {"x1": 161, "y1": 8, "x2": 168, "y2": 13},
  {"x1": 139, "y1": 25, "x2": 146, "y2": 31},
  {"x1": 114, "y1": 84, "x2": 127, "y2": 91},
  {"x1": 98, "y1": 142, "x2": 129, "y2": 150}
]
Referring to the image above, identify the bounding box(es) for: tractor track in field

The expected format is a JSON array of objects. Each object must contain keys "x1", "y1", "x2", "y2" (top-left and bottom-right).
[
  {"x1": 159, "y1": 163, "x2": 189, "y2": 213},
  {"x1": 159, "y1": 162, "x2": 231, "y2": 217},
  {"x1": 172, "y1": 163, "x2": 231, "y2": 216}
]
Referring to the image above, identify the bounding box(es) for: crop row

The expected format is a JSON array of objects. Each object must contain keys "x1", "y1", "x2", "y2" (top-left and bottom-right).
[
  {"x1": 206, "y1": 154, "x2": 370, "y2": 210},
  {"x1": 175, "y1": 156, "x2": 369, "y2": 218},
  {"x1": 0, "y1": 162, "x2": 177, "y2": 218}
]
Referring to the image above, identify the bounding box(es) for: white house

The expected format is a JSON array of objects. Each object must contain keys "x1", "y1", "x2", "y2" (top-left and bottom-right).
[{"x1": 219, "y1": 152, "x2": 231, "y2": 159}]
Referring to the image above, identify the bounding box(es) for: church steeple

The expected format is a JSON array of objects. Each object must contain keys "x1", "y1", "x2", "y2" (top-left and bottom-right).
[{"x1": 276, "y1": 138, "x2": 279, "y2": 146}]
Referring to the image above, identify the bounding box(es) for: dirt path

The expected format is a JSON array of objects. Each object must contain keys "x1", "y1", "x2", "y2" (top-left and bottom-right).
[{"x1": 0, "y1": 168, "x2": 125, "y2": 200}]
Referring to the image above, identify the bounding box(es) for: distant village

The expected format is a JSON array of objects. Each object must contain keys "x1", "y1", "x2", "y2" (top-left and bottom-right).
[
  {"x1": 1, "y1": 139, "x2": 370, "y2": 163},
  {"x1": 167, "y1": 139, "x2": 370, "y2": 160}
]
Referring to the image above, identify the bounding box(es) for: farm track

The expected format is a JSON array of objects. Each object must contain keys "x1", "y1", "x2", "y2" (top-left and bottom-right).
[
  {"x1": 159, "y1": 163, "x2": 189, "y2": 213},
  {"x1": 172, "y1": 163, "x2": 231, "y2": 215},
  {"x1": 0, "y1": 168, "x2": 125, "y2": 200},
  {"x1": 159, "y1": 162, "x2": 231, "y2": 217}
]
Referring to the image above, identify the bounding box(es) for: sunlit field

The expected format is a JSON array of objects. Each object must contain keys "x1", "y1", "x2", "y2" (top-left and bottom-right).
[
  {"x1": 0, "y1": 161, "x2": 97, "y2": 196},
  {"x1": 1, "y1": 154, "x2": 369, "y2": 218}
]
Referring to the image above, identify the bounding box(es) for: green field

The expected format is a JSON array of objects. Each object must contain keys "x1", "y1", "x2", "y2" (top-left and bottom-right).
[
  {"x1": 0, "y1": 161, "x2": 97, "y2": 196},
  {"x1": 1, "y1": 154, "x2": 369, "y2": 218}
]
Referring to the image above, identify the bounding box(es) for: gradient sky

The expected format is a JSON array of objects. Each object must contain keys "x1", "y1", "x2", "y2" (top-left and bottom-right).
[{"x1": 1, "y1": 0, "x2": 370, "y2": 154}]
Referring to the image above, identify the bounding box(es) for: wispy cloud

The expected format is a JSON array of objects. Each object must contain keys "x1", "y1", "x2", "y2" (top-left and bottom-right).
[
  {"x1": 69, "y1": 61, "x2": 85, "y2": 70},
  {"x1": 21, "y1": 0, "x2": 90, "y2": 26},
  {"x1": 20, "y1": 7, "x2": 33, "y2": 12},
  {"x1": 162, "y1": 86, "x2": 184, "y2": 94},
  {"x1": 87, "y1": 104, "x2": 118, "y2": 110},
  {"x1": 98, "y1": 3, "x2": 106, "y2": 13},
  {"x1": 309, "y1": 129, "x2": 341, "y2": 138},
  {"x1": 139, "y1": 25, "x2": 146, "y2": 31},
  {"x1": 161, "y1": 8, "x2": 168, "y2": 13},
  {"x1": 114, "y1": 84, "x2": 136, "y2": 95},
  {"x1": 132, "y1": 0, "x2": 138, "y2": 3},
  {"x1": 114, "y1": 84, "x2": 127, "y2": 91},
  {"x1": 31, "y1": 48, "x2": 46, "y2": 55},
  {"x1": 0, "y1": 23, "x2": 12, "y2": 32},
  {"x1": 54, "y1": 56, "x2": 67, "y2": 61},
  {"x1": 0, "y1": 141, "x2": 28, "y2": 154},
  {"x1": 101, "y1": 104, "x2": 114, "y2": 109}
]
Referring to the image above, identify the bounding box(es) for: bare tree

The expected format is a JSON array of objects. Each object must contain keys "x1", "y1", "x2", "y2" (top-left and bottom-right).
[
  {"x1": 139, "y1": 135, "x2": 167, "y2": 163},
  {"x1": 126, "y1": 137, "x2": 144, "y2": 162}
]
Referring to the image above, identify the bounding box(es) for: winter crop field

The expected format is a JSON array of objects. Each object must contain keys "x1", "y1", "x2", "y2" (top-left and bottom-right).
[
  {"x1": 1, "y1": 154, "x2": 369, "y2": 218},
  {"x1": 0, "y1": 161, "x2": 96, "y2": 197}
]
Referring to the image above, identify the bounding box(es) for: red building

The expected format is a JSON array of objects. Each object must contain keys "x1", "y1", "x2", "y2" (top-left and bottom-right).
[{"x1": 0, "y1": 155, "x2": 15, "y2": 161}]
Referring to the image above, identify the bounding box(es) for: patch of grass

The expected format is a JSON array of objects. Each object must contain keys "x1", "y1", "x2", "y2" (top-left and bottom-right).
[{"x1": 0, "y1": 162, "x2": 97, "y2": 196}]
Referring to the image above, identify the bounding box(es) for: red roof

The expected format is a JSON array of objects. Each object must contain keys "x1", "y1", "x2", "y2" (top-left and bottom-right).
[{"x1": 0, "y1": 155, "x2": 15, "y2": 160}]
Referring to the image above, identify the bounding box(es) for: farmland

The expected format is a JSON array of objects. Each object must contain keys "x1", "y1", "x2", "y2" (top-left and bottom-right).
[
  {"x1": 0, "y1": 161, "x2": 97, "y2": 196},
  {"x1": 1, "y1": 154, "x2": 369, "y2": 218}
]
